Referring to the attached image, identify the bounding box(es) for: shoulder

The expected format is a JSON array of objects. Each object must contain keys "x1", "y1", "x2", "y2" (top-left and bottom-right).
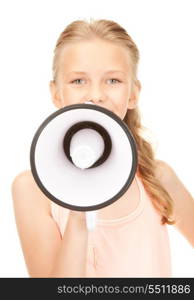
[
  {"x1": 12, "y1": 170, "x2": 50, "y2": 213},
  {"x1": 12, "y1": 170, "x2": 39, "y2": 198},
  {"x1": 154, "y1": 159, "x2": 174, "y2": 184},
  {"x1": 154, "y1": 159, "x2": 193, "y2": 210},
  {"x1": 154, "y1": 159, "x2": 179, "y2": 197},
  {"x1": 12, "y1": 170, "x2": 34, "y2": 188}
]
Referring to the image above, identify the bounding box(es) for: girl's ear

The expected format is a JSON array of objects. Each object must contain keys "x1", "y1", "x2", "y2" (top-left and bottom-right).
[
  {"x1": 128, "y1": 80, "x2": 141, "y2": 110},
  {"x1": 49, "y1": 80, "x2": 62, "y2": 109}
]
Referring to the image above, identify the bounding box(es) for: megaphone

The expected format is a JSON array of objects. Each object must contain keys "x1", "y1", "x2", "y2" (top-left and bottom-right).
[{"x1": 30, "y1": 103, "x2": 138, "y2": 231}]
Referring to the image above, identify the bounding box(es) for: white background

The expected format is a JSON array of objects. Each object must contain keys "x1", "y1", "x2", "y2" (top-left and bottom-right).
[{"x1": 0, "y1": 0, "x2": 194, "y2": 277}]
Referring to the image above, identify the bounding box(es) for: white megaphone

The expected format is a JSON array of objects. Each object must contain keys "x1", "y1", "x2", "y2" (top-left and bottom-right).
[{"x1": 30, "y1": 103, "x2": 138, "y2": 231}]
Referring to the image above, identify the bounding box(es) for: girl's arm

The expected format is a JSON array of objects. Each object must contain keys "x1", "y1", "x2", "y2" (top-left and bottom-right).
[
  {"x1": 155, "y1": 160, "x2": 194, "y2": 247},
  {"x1": 11, "y1": 171, "x2": 88, "y2": 277}
]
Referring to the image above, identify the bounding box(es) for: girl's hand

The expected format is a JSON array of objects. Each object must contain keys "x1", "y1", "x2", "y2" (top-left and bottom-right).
[
  {"x1": 68, "y1": 210, "x2": 88, "y2": 231},
  {"x1": 69, "y1": 210, "x2": 86, "y2": 220}
]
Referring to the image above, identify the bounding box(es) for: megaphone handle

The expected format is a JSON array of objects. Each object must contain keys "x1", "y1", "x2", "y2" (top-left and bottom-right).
[{"x1": 86, "y1": 211, "x2": 97, "y2": 231}]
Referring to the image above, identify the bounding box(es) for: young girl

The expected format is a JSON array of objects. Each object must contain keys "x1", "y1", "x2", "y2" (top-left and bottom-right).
[{"x1": 12, "y1": 19, "x2": 194, "y2": 278}]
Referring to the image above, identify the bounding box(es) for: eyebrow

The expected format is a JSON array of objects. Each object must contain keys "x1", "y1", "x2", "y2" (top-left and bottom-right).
[{"x1": 66, "y1": 70, "x2": 126, "y2": 75}]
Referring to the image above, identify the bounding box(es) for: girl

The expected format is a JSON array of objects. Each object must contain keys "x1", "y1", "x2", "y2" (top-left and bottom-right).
[{"x1": 12, "y1": 19, "x2": 194, "y2": 278}]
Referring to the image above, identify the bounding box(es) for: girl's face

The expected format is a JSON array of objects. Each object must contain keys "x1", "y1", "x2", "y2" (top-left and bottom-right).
[{"x1": 50, "y1": 38, "x2": 140, "y2": 120}]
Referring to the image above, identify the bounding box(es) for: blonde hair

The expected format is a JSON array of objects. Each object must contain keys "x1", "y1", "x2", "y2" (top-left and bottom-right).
[{"x1": 51, "y1": 18, "x2": 175, "y2": 225}]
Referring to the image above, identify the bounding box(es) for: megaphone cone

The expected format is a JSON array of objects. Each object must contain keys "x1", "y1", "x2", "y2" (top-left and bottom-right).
[{"x1": 30, "y1": 104, "x2": 138, "y2": 230}]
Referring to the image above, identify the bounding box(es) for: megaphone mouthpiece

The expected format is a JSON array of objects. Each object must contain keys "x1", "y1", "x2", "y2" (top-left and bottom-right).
[{"x1": 63, "y1": 121, "x2": 112, "y2": 169}]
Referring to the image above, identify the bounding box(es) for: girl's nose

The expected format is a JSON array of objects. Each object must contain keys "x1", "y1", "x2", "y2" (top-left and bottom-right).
[
  {"x1": 85, "y1": 84, "x2": 105, "y2": 104},
  {"x1": 85, "y1": 98, "x2": 103, "y2": 104}
]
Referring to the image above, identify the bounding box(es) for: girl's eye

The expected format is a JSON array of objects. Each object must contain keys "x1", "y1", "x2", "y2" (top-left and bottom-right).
[
  {"x1": 107, "y1": 78, "x2": 121, "y2": 84},
  {"x1": 71, "y1": 79, "x2": 85, "y2": 84},
  {"x1": 70, "y1": 78, "x2": 121, "y2": 85}
]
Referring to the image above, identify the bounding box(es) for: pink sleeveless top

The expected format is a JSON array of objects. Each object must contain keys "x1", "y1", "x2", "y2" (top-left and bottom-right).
[{"x1": 51, "y1": 174, "x2": 172, "y2": 277}]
